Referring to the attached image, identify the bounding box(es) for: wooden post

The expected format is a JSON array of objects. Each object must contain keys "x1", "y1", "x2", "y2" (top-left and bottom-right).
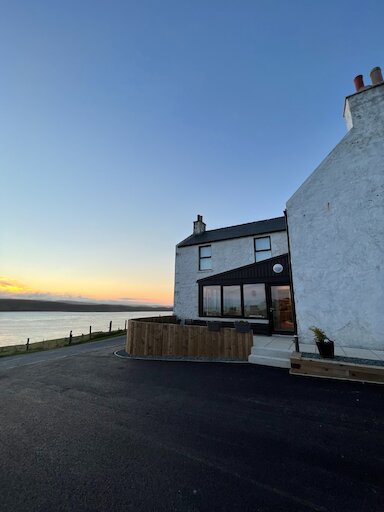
[
  {"x1": 109, "y1": 320, "x2": 112, "y2": 333},
  {"x1": 89, "y1": 326, "x2": 92, "y2": 339},
  {"x1": 26, "y1": 338, "x2": 30, "y2": 351},
  {"x1": 125, "y1": 320, "x2": 127, "y2": 331},
  {"x1": 69, "y1": 330, "x2": 73, "y2": 345}
]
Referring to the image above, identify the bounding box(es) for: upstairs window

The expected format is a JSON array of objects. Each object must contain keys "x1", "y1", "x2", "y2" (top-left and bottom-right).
[
  {"x1": 199, "y1": 245, "x2": 212, "y2": 270},
  {"x1": 255, "y1": 236, "x2": 272, "y2": 262}
]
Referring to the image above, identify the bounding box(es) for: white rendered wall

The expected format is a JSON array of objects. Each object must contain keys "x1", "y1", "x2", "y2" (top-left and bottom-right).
[
  {"x1": 287, "y1": 84, "x2": 384, "y2": 349},
  {"x1": 174, "y1": 231, "x2": 288, "y2": 320}
]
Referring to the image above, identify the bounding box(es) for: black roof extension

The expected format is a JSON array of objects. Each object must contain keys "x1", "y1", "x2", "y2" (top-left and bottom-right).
[
  {"x1": 178, "y1": 216, "x2": 286, "y2": 248},
  {"x1": 197, "y1": 254, "x2": 290, "y2": 285}
]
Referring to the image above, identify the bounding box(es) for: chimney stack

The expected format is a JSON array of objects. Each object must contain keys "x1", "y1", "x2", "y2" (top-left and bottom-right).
[
  {"x1": 345, "y1": 65, "x2": 384, "y2": 131},
  {"x1": 354, "y1": 75, "x2": 365, "y2": 92},
  {"x1": 193, "y1": 214, "x2": 206, "y2": 235},
  {"x1": 370, "y1": 66, "x2": 383, "y2": 86}
]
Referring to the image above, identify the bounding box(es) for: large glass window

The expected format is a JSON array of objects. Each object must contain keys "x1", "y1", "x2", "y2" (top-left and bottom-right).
[
  {"x1": 203, "y1": 286, "x2": 221, "y2": 316},
  {"x1": 199, "y1": 245, "x2": 212, "y2": 270},
  {"x1": 255, "y1": 236, "x2": 272, "y2": 262},
  {"x1": 243, "y1": 284, "x2": 267, "y2": 319},
  {"x1": 223, "y1": 286, "x2": 241, "y2": 316}
]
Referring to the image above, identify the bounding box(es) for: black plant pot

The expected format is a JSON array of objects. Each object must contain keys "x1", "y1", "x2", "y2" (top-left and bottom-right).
[
  {"x1": 316, "y1": 340, "x2": 335, "y2": 359},
  {"x1": 235, "y1": 322, "x2": 251, "y2": 333},
  {"x1": 207, "y1": 321, "x2": 221, "y2": 332}
]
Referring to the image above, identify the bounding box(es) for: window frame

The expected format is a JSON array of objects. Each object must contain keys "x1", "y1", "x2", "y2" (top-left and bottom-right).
[
  {"x1": 199, "y1": 245, "x2": 212, "y2": 271},
  {"x1": 222, "y1": 285, "x2": 242, "y2": 317},
  {"x1": 243, "y1": 283, "x2": 268, "y2": 319},
  {"x1": 202, "y1": 285, "x2": 221, "y2": 317},
  {"x1": 201, "y1": 283, "x2": 268, "y2": 319},
  {"x1": 254, "y1": 236, "x2": 272, "y2": 262}
]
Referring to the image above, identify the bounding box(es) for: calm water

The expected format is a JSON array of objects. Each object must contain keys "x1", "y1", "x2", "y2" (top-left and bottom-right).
[{"x1": 0, "y1": 311, "x2": 171, "y2": 347}]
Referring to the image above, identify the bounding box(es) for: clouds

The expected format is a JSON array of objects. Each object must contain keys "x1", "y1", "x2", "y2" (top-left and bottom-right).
[
  {"x1": 0, "y1": 277, "x2": 29, "y2": 294},
  {"x1": 118, "y1": 297, "x2": 150, "y2": 302},
  {"x1": 0, "y1": 277, "x2": 85, "y2": 302}
]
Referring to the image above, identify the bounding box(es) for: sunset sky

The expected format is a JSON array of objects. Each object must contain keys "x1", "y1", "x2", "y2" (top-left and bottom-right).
[{"x1": 1, "y1": 1, "x2": 383, "y2": 306}]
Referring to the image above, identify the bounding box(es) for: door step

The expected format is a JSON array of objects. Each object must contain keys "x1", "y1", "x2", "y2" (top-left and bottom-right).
[
  {"x1": 250, "y1": 346, "x2": 292, "y2": 359},
  {"x1": 248, "y1": 354, "x2": 291, "y2": 369}
]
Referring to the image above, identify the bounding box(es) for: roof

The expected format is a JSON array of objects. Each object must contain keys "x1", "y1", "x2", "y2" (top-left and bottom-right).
[
  {"x1": 178, "y1": 216, "x2": 286, "y2": 248},
  {"x1": 197, "y1": 254, "x2": 290, "y2": 285}
]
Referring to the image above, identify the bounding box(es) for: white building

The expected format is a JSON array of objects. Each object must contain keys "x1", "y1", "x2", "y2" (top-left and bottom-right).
[
  {"x1": 174, "y1": 215, "x2": 292, "y2": 335},
  {"x1": 174, "y1": 66, "x2": 384, "y2": 352},
  {"x1": 286, "y1": 67, "x2": 384, "y2": 350}
]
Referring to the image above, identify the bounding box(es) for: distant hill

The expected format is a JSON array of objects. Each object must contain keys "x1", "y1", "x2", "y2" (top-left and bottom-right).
[{"x1": 0, "y1": 299, "x2": 173, "y2": 313}]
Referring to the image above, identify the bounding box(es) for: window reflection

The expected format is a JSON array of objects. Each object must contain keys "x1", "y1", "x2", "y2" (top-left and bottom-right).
[
  {"x1": 243, "y1": 284, "x2": 267, "y2": 319},
  {"x1": 255, "y1": 236, "x2": 272, "y2": 262},
  {"x1": 203, "y1": 286, "x2": 221, "y2": 316},
  {"x1": 223, "y1": 286, "x2": 241, "y2": 316},
  {"x1": 199, "y1": 246, "x2": 212, "y2": 270}
]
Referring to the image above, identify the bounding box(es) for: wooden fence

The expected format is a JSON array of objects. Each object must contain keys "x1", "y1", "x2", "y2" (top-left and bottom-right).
[{"x1": 126, "y1": 317, "x2": 253, "y2": 361}]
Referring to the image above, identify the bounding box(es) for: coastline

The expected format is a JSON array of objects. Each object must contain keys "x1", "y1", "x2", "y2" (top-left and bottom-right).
[
  {"x1": 0, "y1": 329, "x2": 126, "y2": 358},
  {"x1": 0, "y1": 298, "x2": 172, "y2": 312}
]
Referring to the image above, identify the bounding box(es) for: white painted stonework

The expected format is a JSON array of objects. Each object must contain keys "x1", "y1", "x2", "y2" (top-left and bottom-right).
[
  {"x1": 174, "y1": 231, "x2": 288, "y2": 320},
  {"x1": 286, "y1": 84, "x2": 384, "y2": 350}
]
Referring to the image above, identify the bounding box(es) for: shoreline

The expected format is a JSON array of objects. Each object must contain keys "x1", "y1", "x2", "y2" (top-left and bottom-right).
[
  {"x1": 0, "y1": 329, "x2": 126, "y2": 358},
  {"x1": 0, "y1": 298, "x2": 172, "y2": 313}
]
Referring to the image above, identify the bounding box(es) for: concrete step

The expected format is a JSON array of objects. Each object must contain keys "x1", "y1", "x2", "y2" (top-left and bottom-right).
[
  {"x1": 248, "y1": 354, "x2": 291, "y2": 369},
  {"x1": 251, "y1": 346, "x2": 292, "y2": 359}
]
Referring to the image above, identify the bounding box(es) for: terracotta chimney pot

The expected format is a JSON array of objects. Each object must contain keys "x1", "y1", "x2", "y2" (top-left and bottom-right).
[
  {"x1": 370, "y1": 66, "x2": 383, "y2": 86},
  {"x1": 354, "y1": 75, "x2": 365, "y2": 92}
]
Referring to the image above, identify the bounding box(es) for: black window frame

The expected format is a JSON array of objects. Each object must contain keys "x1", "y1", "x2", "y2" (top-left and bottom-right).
[
  {"x1": 199, "y1": 245, "x2": 212, "y2": 271},
  {"x1": 201, "y1": 283, "x2": 268, "y2": 319},
  {"x1": 254, "y1": 236, "x2": 272, "y2": 262},
  {"x1": 222, "y1": 285, "x2": 242, "y2": 317}
]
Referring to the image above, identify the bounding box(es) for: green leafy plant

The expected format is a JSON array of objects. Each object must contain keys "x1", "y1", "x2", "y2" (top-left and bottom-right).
[{"x1": 309, "y1": 326, "x2": 327, "y2": 343}]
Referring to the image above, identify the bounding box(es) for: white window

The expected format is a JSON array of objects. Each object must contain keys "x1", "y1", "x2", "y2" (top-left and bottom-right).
[
  {"x1": 255, "y1": 236, "x2": 272, "y2": 262},
  {"x1": 199, "y1": 245, "x2": 212, "y2": 270}
]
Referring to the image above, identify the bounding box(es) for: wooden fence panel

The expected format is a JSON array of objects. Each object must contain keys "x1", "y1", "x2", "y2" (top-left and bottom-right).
[{"x1": 125, "y1": 319, "x2": 252, "y2": 360}]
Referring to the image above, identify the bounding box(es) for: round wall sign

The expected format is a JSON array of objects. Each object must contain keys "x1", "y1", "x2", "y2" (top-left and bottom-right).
[{"x1": 273, "y1": 263, "x2": 283, "y2": 274}]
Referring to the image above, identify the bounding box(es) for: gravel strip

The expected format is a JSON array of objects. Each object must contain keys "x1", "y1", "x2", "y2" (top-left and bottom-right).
[{"x1": 301, "y1": 352, "x2": 384, "y2": 367}]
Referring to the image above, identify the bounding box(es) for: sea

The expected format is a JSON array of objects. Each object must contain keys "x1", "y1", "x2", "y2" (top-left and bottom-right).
[{"x1": 0, "y1": 311, "x2": 171, "y2": 347}]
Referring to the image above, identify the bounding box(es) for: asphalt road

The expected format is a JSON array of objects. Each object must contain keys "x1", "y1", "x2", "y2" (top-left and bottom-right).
[{"x1": 0, "y1": 341, "x2": 383, "y2": 512}]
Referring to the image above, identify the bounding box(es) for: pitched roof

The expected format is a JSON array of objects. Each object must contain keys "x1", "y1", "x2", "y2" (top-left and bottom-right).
[{"x1": 178, "y1": 216, "x2": 286, "y2": 248}]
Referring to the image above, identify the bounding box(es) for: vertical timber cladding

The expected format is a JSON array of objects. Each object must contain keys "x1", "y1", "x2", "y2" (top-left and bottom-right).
[{"x1": 125, "y1": 318, "x2": 252, "y2": 360}]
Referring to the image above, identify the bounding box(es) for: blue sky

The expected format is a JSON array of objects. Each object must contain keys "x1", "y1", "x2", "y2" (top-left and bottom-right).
[{"x1": 1, "y1": 0, "x2": 383, "y2": 305}]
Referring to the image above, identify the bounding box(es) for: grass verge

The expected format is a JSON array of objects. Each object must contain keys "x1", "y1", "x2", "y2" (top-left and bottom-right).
[{"x1": 0, "y1": 329, "x2": 126, "y2": 358}]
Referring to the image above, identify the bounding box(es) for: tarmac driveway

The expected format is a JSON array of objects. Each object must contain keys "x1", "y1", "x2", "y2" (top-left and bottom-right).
[{"x1": 0, "y1": 341, "x2": 383, "y2": 512}]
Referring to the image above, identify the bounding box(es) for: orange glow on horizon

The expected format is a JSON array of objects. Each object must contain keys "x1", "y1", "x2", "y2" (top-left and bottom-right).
[
  {"x1": 0, "y1": 276, "x2": 173, "y2": 306},
  {"x1": 0, "y1": 277, "x2": 30, "y2": 294}
]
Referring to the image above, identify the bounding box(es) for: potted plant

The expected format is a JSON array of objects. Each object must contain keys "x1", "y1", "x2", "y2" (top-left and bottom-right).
[
  {"x1": 235, "y1": 321, "x2": 251, "y2": 333},
  {"x1": 309, "y1": 326, "x2": 335, "y2": 359},
  {"x1": 207, "y1": 321, "x2": 221, "y2": 332}
]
